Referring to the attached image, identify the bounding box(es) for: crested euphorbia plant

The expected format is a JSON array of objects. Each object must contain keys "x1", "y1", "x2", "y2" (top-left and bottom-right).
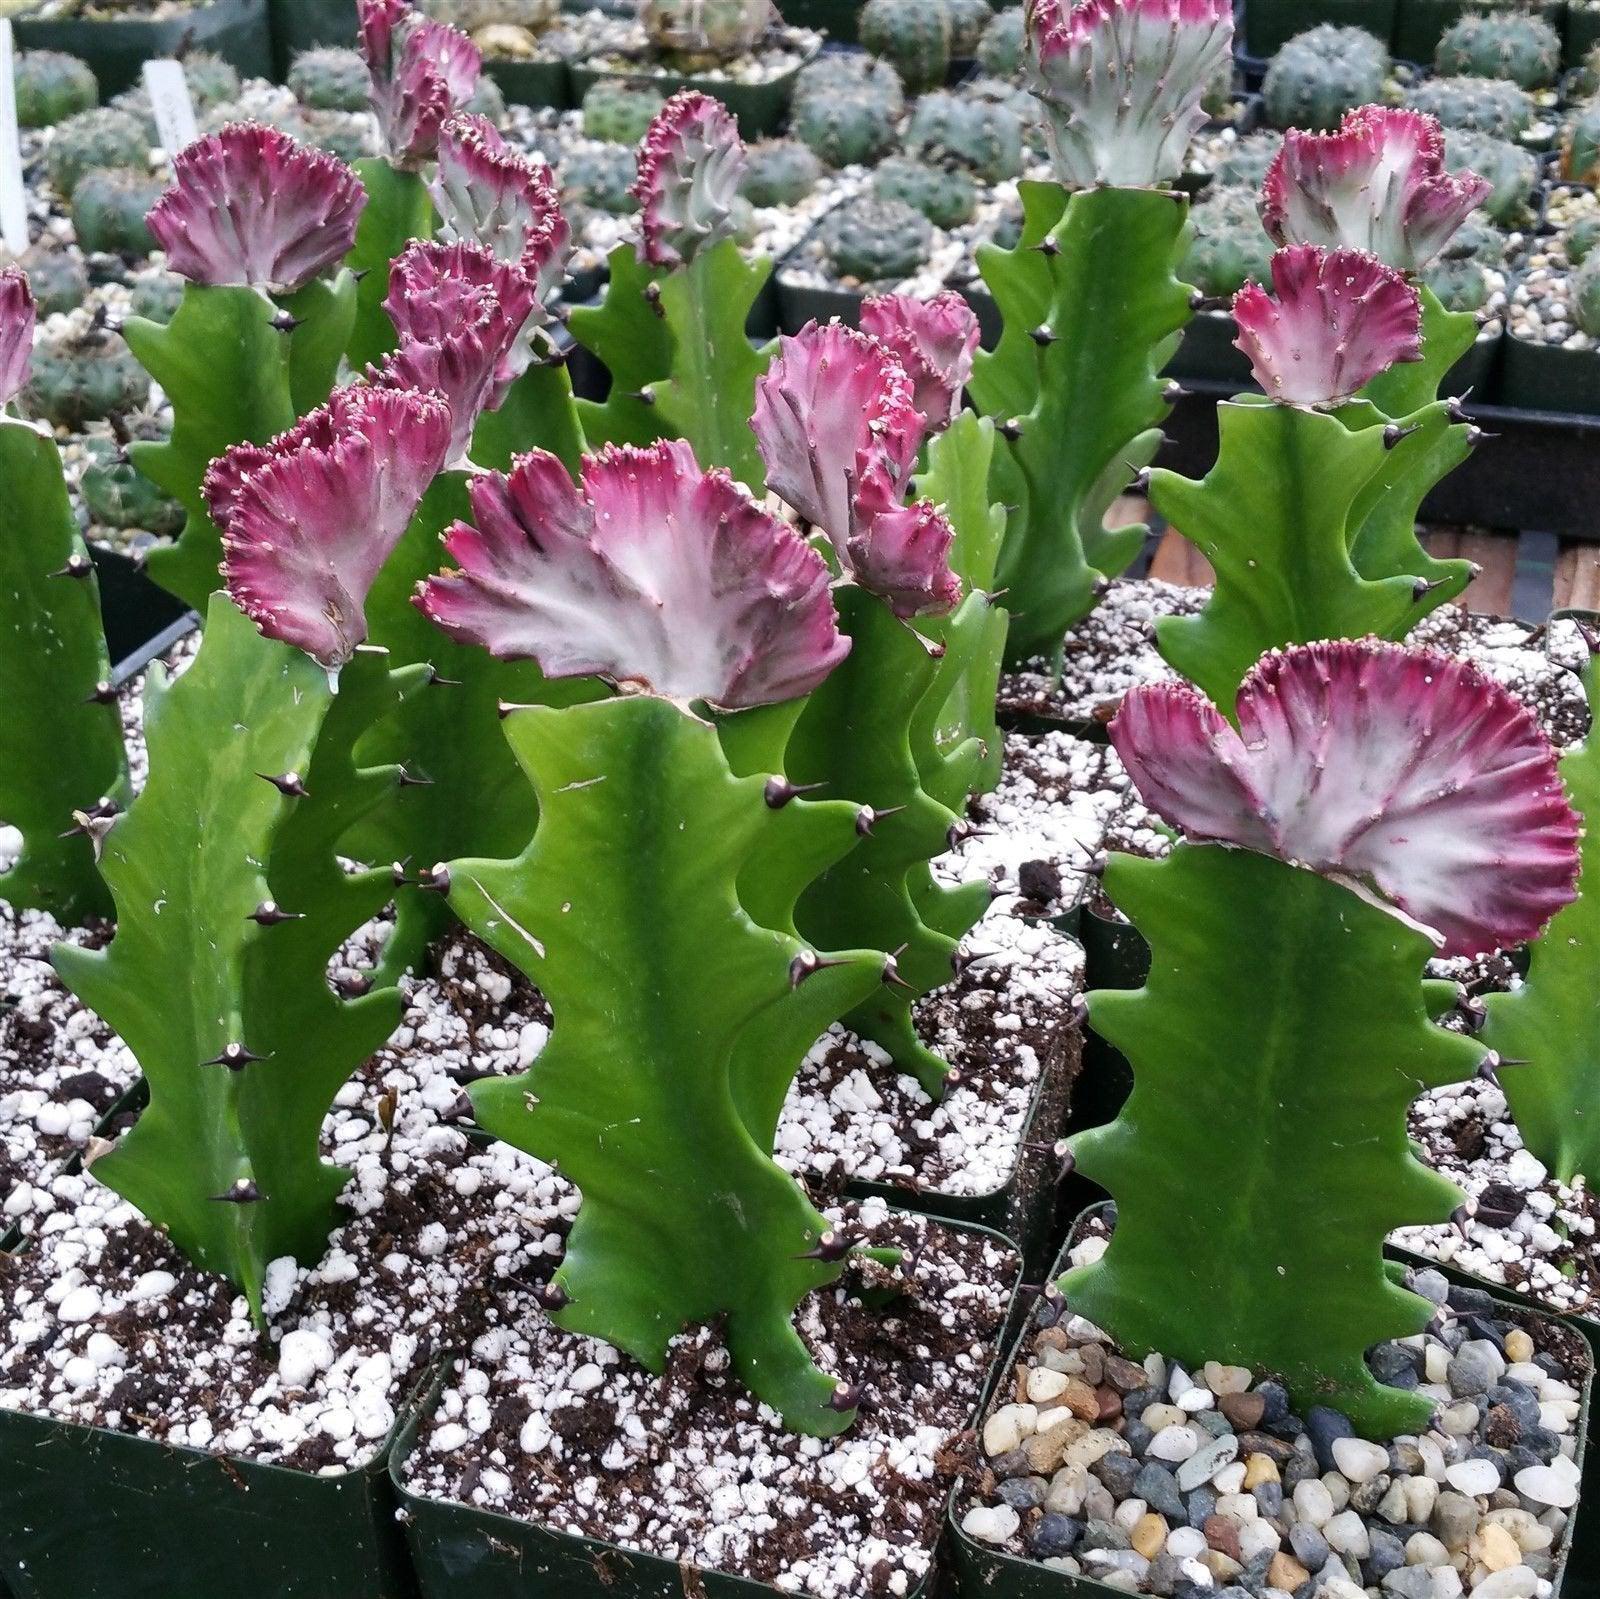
[
  {"x1": 753, "y1": 310, "x2": 1008, "y2": 1094},
  {"x1": 1481, "y1": 629, "x2": 1600, "y2": 1187},
  {"x1": 57, "y1": 384, "x2": 450, "y2": 1314},
  {"x1": 347, "y1": 0, "x2": 482, "y2": 367},
  {"x1": 131, "y1": 121, "x2": 368, "y2": 611},
  {"x1": 415, "y1": 438, "x2": 893, "y2": 1435},
  {"x1": 1151, "y1": 106, "x2": 1498, "y2": 710},
  {"x1": 570, "y1": 92, "x2": 770, "y2": 488},
  {"x1": 971, "y1": 0, "x2": 1233, "y2": 664},
  {"x1": 1070, "y1": 639, "x2": 1581, "y2": 1434},
  {"x1": 0, "y1": 270, "x2": 126, "y2": 921}
]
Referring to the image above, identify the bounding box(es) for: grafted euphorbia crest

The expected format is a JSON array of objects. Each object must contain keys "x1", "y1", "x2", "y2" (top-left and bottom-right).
[
  {"x1": 632, "y1": 91, "x2": 747, "y2": 269},
  {"x1": 1262, "y1": 107, "x2": 1492, "y2": 275},
  {"x1": 1233, "y1": 245, "x2": 1422, "y2": 407},
  {"x1": 432, "y1": 113, "x2": 572, "y2": 304},
  {"x1": 752, "y1": 321, "x2": 960, "y2": 619},
  {"x1": 0, "y1": 268, "x2": 34, "y2": 407},
  {"x1": 209, "y1": 384, "x2": 452, "y2": 669},
  {"x1": 358, "y1": 0, "x2": 481, "y2": 169},
  {"x1": 416, "y1": 439, "x2": 848, "y2": 708},
  {"x1": 1111, "y1": 639, "x2": 1582, "y2": 957},
  {"x1": 1023, "y1": 0, "x2": 1235, "y2": 188},
  {"x1": 860, "y1": 292, "x2": 982, "y2": 435},
  {"x1": 147, "y1": 123, "x2": 368, "y2": 295}
]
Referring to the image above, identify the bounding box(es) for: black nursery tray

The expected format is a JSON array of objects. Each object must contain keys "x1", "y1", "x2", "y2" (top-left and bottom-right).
[
  {"x1": 89, "y1": 545, "x2": 190, "y2": 672},
  {"x1": 267, "y1": 0, "x2": 356, "y2": 77},
  {"x1": 569, "y1": 44, "x2": 816, "y2": 139},
  {"x1": 1242, "y1": 0, "x2": 1398, "y2": 60}
]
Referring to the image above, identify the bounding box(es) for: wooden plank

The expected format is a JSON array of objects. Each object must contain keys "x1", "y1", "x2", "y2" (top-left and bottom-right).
[
  {"x1": 1457, "y1": 532, "x2": 1516, "y2": 616},
  {"x1": 1556, "y1": 544, "x2": 1600, "y2": 613},
  {"x1": 1147, "y1": 528, "x2": 1214, "y2": 588}
]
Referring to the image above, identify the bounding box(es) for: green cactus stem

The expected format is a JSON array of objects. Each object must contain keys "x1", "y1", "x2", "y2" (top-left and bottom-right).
[
  {"x1": 0, "y1": 415, "x2": 127, "y2": 922},
  {"x1": 126, "y1": 277, "x2": 359, "y2": 612},
  {"x1": 1151, "y1": 398, "x2": 1472, "y2": 714},
  {"x1": 1067, "y1": 843, "x2": 1481, "y2": 1437},
  {"x1": 568, "y1": 244, "x2": 675, "y2": 450},
  {"x1": 344, "y1": 158, "x2": 437, "y2": 372},
  {"x1": 55, "y1": 597, "x2": 428, "y2": 1314},
  {"x1": 971, "y1": 182, "x2": 1190, "y2": 665},
  {"x1": 1482, "y1": 654, "x2": 1600, "y2": 1186},
  {"x1": 457, "y1": 695, "x2": 885, "y2": 1435}
]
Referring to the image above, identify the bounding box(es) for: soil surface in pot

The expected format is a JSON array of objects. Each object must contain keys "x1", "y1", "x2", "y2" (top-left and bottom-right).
[
  {"x1": 961, "y1": 1226, "x2": 1590, "y2": 1597},
  {"x1": 400, "y1": 1199, "x2": 1018, "y2": 1598},
  {"x1": 579, "y1": 21, "x2": 821, "y2": 83},
  {"x1": 1509, "y1": 189, "x2": 1599, "y2": 356},
  {"x1": 998, "y1": 581, "x2": 1593, "y2": 748}
]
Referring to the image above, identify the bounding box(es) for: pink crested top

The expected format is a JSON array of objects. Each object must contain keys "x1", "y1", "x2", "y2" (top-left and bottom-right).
[
  {"x1": 860, "y1": 292, "x2": 981, "y2": 435},
  {"x1": 1024, "y1": 0, "x2": 1235, "y2": 188},
  {"x1": 1233, "y1": 244, "x2": 1422, "y2": 407},
  {"x1": 631, "y1": 91, "x2": 746, "y2": 269},
  {"x1": 415, "y1": 439, "x2": 849, "y2": 710},
  {"x1": 1261, "y1": 106, "x2": 1492, "y2": 274},
  {"x1": 0, "y1": 268, "x2": 35, "y2": 410},
  {"x1": 1110, "y1": 638, "x2": 1582, "y2": 958},
  {"x1": 208, "y1": 384, "x2": 453, "y2": 670},
  {"x1": 147, "y1": 123, "x2": 367, "y2": 295},
  {"x1": 752, "y1": 320, "x2": 962, "y2": 619},
  {"x1": 358, "y1": 0, "x2": 482, "y2": 169},
  {"x1": 431, "y1": 114, "x2": 572, "y2": 304}
]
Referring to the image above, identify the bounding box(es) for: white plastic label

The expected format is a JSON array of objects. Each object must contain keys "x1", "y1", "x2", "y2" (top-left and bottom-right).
[
  {"x1": 0, "y1": 21, "x2": 29, "y2": 257},
  {"x1": 142, "y1": 58, "x2": 198, "y2": 157}
]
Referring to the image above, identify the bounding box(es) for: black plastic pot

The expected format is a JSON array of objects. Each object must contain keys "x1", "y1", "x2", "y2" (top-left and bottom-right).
[
  {"x1": 1502, "y1": 329, "x2": 1600, "y2": 417},
  {"x1": 1163, "y1": 307, "x2": 1253, "y2": 389},
  {"x1": 389, "y1": 1216, "x2": 1028, "y2": 1599},
  {"x1": 89, "y1": 544, "x2": 190, "y2": 672},
  {"x1": 12, "y1": 0, "x2": 274, "y2": 98},
  {"x1": 569, "y1": 44, "x2": 817, "y2": 138},
  {"x1": 1066, "y1": 903, "x2": 1147, "y2": 1137},
  {"x1": 482, "y1": 57, "x2": 571, "y2": 111},
  {"x1": 1396, "y1": 0, "x2": 1568, "y2": 66},
  {"x1": 776, "y1": 0, "x2": 861, "y2": 43},
  {"x1": 268, "y1": 0, "x2": 356, "y2": 75},
  {"x1": 1244, "y1": 0, "x2": 1397, "y2": 59},
  {"x1": 949, "y1": 1208, "x2": 1596, "y2": 1599},
  {"x1": 1571, "y1": 2, "x2": 1600, "y2": 64}
]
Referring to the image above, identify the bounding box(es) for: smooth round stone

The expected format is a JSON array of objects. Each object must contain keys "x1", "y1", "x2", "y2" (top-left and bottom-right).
[
  {"x1": 963, "y1": 1504, "x2": 1021, "y2": 1544},
  {"x1": 1030, "y1": 1513, "x2": 1084, "y2": 1559},
  {"x1": 1446, "y1": 1458, "x2": 1502, "y2": 1497},
  {"x1": 1292, "y1": 1478, "x2": 1335, "y2": 1528},
  {"x1": 1447, "y1": 1341, "x2": 1503, "y2": 1399},
  {"x1": 1323, "y1": 1511, "x2": 1371, "y2": 1558},
  {"x1": 1149, "y1": 1425, "x2": 1203, "y2": 1463},
  {"x1": 1471, "y1": 1567, "x2": 1538, "y2": 1599},
  {"x1": 1381, "y1": 1566, "x2": 1435, "y2": 1599},
  {"x1": 1513, "y1": 1461, "x2": 1579, "y2": 1509},
  {"x1": 1433, "y1": 1490, "x2": 1481, "y2": 1549},
  {"x1": 1332, "y1": 1437, "x2": 1390, "y2": 1484},
  {"x1": 1306, "y1": 1407, "x2": 1355, "y2": 1472},
  {"x1": 1406, "y1": 1531, "x2": 1449, "y2": 1566},
  {"x1": 1177, "y1": 1434, "x2": 1239, "y2": 1493},
  {"x1": 1166, "y1": 1526, "x2": 1207, "y2": 1560},
  {"x1": 984, "y1": 1404, "x2": 1038, "y2": 1457}
]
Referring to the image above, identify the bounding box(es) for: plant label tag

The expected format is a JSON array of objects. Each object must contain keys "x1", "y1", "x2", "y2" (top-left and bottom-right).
[
  {"x1": 143, "y1": 58, "x2": 199, "y2": 157},
  {"x1": 0, "y1": 21, "x2": 30, "y2": 258}
]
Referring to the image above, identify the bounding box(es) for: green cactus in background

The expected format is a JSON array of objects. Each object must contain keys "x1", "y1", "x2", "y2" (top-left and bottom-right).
[
  {"x1": 22, "y1": 317, "x2": 151, "y2": 430},
  {"x1": 1263, "y1": 24, "x2": 1390, "y2": 131},
  {"x1": 1569, "y1": 214, "x2": 1600, "y2": 267},
  {"x1": 1561, "y1": 101, "x2": 1600, "y2": 185},
  {"x1": 0, "y1": 396, "x2": 127, "y2": 922},
  {"x1": 295, "y1": 107, "x2": 377, "y2": 166},
  {"x1": 1483, "y1": 648, "x2": 1600, "y2": 1188},
  {"x1": 872, "y1": 154, "x2": 978, "y2": 229},
  {"x1": 976, "y1": 2, "x2": 1023, "y2": 74},
  {"x1": 905, "y1": 88, "x2": 1025, "y2": 182},
  {"x1": 1444, "y1": 128, "x2": 1537, "y2": 225},
  {"x1": 1406, "y1": 75, "x2": 1533, "y2": 140},
  {"x1": 80, "y1": 427, "x2": 187, "y2": 537},
  {"x1": 1214, "y1": 129, "x2": 1284, "y2": 188},
  {"x1": 1574, "y1": 252, "x2": 1600, "y2": 337},
  {"x1": 946, "y1": 0, "x2": 993, "y2": 54},
  {"x1": 288, "y1": 45, "x2": 372, "y2": 111},
  {"x1": 1181, "y1": 185, "x2": 1275, "y2": 298},
  {"x1": 739, "y1": 139, "x2": 822, "y2": 207},
  {"x1": 1070, "y1": 842, "x2": 1482, "y2": 1436},
  {"x1": 822, "y1": 196, "x2": 934, "y2": 284},
  {"x1": 581, "y1": 79, "x2": 668, "y2": 146},
  {"x1": 794, "y1": 49, "x2": 906, "y2": 118},
  {"x1": 20, "y1": 246, "x2": 89, "y2": 316},
  {"x1": 643, "y1": 0, "x2": 768, "y2": 62},
  {"x1": 44, "y1": 108, "x2": 150, "y2": 199},
  {"x1": 562, "y1": 143, "x2": 639, "y2": 214},
  {"x1": 1436, "y1": 9, "x2": 1562, "y2": 90},
  {"x1": 790, "y1": 86, "x2": 899, "y2": 167},
  {"x1": 1422, "y1": 248, "x2": 1493, "y2": 314},
  {"x1": 861, "y1": 0, "x2": 954, "y2": 93},
  {"x1": 971, "y1": 183, "x2": 1188, "y2": 663},
  {"x1": 457, "y1": 696, "x2": 885, "y2": 1436},
  {"x1": 70, "y1": 168, "x2": 163, "y2": 256},
  {"x1": 127, "y1": 269, "x2": 185, "y2": 325},
  {"x1": 56, "y1": 597, "x2": 428, "y2": 1315},
  {"x1": 13, "y1": 50, "x2": 97, "y2": 129}
]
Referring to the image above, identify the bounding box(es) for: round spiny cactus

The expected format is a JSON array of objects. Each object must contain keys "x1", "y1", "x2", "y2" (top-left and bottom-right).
[
  {"x1": 975, "y1": 6, "x2": 1023, "y2": 77},
  {"x1": 21, "y1": 319, "x2": 151, "y2": 431},
  {"x1": 905, "y1": 88, "x2": 1024, "y2": 182},
  {"x1": 793, "y1": 51, "x2": 906, "y2": 119},
  {"x1": 946, "y1": 0, "x2": 992, "y2": 55},
  {"x1": 1573, "y1": 252, "x2": 1600, "y2": 338},
  {"x1": 739, "y1": 139, "x2": 823, "y2": 207},
  {"x1": 1215, "y1": 129, "x2": 1285, "y2": 188},
  {"x1": 822, "y1": 196, "x2": 933, "y2": 284},
  {"x1": 1405, "y1": 75, "x2": 1534, "y2": 140},
  {"x1": 70, "y1": 168, "x2": 163, "y2": 257},
  {"x1": 643, "y1": 0, "x2": 768, "y2": 62},
  {"x1": 1420, "y1": 214, "x2": 1504, "y2": 315},
  {"x1": 45, "y1": 108, "x2": 150, "y2": 200},
  {"x1": 1562, "y1": 101, "x2": 1600, "y2": 186},
  {"x1": 1181, "y1": 185, "x2": 1276, "y2": 300},
  {"x1": 582, "y1": 79, "x2": 668, "y2": 145},
  {"x1": 791, "y1": 85, "x2": 898, "y2": 167},
  {"x1": 296, "y1": 107, "x2": 378, "y2": 166},
  {"x1": 288, "y1": 47, "x2": 371, "y2": 112},
  {"x1": 13, "y1": 51, "x2": 98, "y2": 129},
  {"x1": 1444, "y1": 127, "x2": 1538, "y2": 226},
  {"x1": 1435, "y1": 10, "x2": 1561, "y2": 91},
  {"x1": 872, "y1": 154, "x2": 978, "y2": 228},
  {"x1": 1263, "y1": 25, "x2": 1390, "y2": 132},
  {"x1": 175, "y1": 51, "x2": 241, "y2": 110},
  {"x1": 21, "y1": 247, "x2": 90, "y2": 316},
  {"x1": 860, "y1": 0, "x2": 953, "y2": 94},
  {"x1": 1569, "y1": 215, "x2": 1600, "y2": 269},
  {"x1": 81, "y1": 428, "x2": 187, "y2": 536},
  {"x1": 128, "y1": 269, "x2": 185, "y2": 326},
  {"x1": 563, "y1": 143, "x2": 639, "y2": 216}
]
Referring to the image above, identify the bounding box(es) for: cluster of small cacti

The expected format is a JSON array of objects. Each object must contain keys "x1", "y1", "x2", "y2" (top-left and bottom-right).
[{"x1": 1262, "y1": 24, "x2": 1390, "y2": 131}]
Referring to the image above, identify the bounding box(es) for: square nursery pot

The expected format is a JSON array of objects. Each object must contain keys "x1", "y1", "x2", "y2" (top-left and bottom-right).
[
  {"x1": 12, "y1": 0, "x2": 274, "y2": 98},
  {"x1": 1243, "y1": 0, "x2": 1397, "y2": 62},
  {"x1": 1065, "y1": 903, "x2": 1146, "y2": 1138},
  {"x1": 90, "y1": 544, "x2": 191, "y2": 672},
  {"x1": 568, "y1": 46, "x2": 817, "y2": 139},
  {"x1": 947, "y1": 1205, "x2": 1596, "y2": 1599},
  {"x1": 269, "y1": 0, "x2": 357, "y2": 76},
  {"x1": 1396, "y1": 0, "x2": 1569, "y2": 66},
  {"x1": 1501, "y1": 331, "x2": 1600, "y2": 417},
  {"x1": 388, "y1": 1216, "x2": 1028, "y2": 1599},
  {"x1": 776, "y1": 0, "x2": 861, "y2": 43},
  {"x1": 482, "y1": 56, "x2": 572, "y2": 111}
]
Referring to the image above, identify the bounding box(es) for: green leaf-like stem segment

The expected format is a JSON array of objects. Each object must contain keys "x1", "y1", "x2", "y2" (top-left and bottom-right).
[
  {"x1": 55, "y1": 598, "x2": 426, "y2": 1315},
  {"x1": 1483, "y1": 653, "x2": 1600, "y2": 1185},
  {"x1": 1066, "y1": 844, "x2": 1481, "y2": 1437},
  {"x1": 569, "y1": 245, "x2": 675, "y2": 451},
  {"x1": 0, "y1": 416, "x2": 127, "y2": 921},
  {"x1": 454, "y1": 696, "x2": 884, "y2": 1436},
  {"x1": 345, "y1": 158, "x2": 436, "y2": 373},
  {"x1": 970, "y1": 182, "x2": 1191, "y2": 666},
  {"x1": 126, "y1": 276, "x2": 358, "y2": 614}
]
